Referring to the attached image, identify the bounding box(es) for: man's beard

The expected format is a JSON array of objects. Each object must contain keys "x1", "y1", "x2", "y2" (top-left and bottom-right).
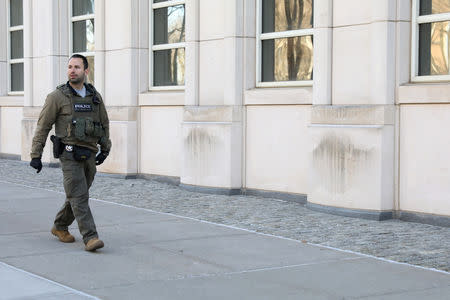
[{"x1": 69, "y1": 74, "x2": 85, "y2": 84}]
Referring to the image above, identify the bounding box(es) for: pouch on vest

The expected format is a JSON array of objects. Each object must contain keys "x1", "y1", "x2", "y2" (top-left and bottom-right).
[
  {"x1": 73, "y1": 118, "x2": 86, "y2": 140},
  {"x1": 93, "y1": 122, "x2": 103, "y2": 137},
  {"x1": 85, "y1": 118, "x2": 95, "y2": 136},
  {"x1": 73, "y1": 145, "x2": 91, "y2": 161}
]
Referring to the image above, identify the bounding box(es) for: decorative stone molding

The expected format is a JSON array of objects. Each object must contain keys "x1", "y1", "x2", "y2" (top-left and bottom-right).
[{"x1": 311, "y1": 105, "x2": 396, "y2": 125}]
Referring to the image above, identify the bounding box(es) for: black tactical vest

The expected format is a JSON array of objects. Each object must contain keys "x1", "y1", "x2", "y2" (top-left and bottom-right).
[{"x1": 57, "y1": 83, "x2": 105, "y2": 146}]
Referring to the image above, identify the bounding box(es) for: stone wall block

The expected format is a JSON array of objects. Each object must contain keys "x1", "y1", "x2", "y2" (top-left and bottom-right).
[
  {"x1": 181, "y1": 106, "x2": 242, "y2": 189},
  {"x1": 98, "y1": 121, "x2": 138, "y2": 175},
  {"x1": 309, "y1": 105, "x2": 395, "y2": 211},
  {"x1": 309, "y1": 125, "x2": 394, "y2": 211}
]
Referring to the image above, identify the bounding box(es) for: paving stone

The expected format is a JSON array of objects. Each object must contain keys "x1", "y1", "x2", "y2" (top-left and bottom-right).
[{"x1": 1, "y1": 159, "x2": 449, "y2": 272}]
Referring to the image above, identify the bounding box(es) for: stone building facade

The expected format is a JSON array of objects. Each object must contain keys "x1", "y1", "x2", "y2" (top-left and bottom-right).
[{"x1": 1, "y1": 0, "x2": 449, "y2": 224}]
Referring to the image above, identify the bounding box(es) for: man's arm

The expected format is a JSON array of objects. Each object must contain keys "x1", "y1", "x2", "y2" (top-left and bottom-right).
[{"x1": 30, "y1": 94, "x2": 59, "y2": 159}]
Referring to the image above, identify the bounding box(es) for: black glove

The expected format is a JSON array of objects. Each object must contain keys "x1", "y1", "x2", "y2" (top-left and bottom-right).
[
  {"x1": 30, "y1": 158, "x2": 42, "y2": 173},
  {"x1": 95, "y1": 152, "x2": 108, "y2": 165}
]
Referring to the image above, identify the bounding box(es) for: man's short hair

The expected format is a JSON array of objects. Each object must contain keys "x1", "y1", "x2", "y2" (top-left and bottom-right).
[{"x1": 69, "y1": 54, "x2": 89, "y2": 70}]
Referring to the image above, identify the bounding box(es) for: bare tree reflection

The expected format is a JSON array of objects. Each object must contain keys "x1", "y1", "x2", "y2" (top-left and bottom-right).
[
  {"x1": 273, "y1": 0, "x2": 313, "y2": 81},
  {"x1": 154, "y1": 4, "x2": 185, "y2": 86},
  {"x1": 430, "y1": 21, "x2": 449, "y2": 75},
  {"x1": 418, "y1": 0, "x2": 450, "y2": 75},
  {"x1": 285, "y1": 0, "x2": 303, "y2": 79},
  {"x1": 168, "y1": 5, "x2": 185, "y2": 84}
]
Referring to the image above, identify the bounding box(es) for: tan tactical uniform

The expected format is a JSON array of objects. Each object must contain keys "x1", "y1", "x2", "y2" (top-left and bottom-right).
[
  {"x1": 31, "y1": 83, "x2": 111, "y2": 158},
  {"x1": 30, "y1": 82, "x2": 111, "y2": 244}
]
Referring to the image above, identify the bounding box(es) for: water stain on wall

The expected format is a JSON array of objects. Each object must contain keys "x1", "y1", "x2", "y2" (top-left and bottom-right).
[
  {"x1": 21, "y1": 120, "x2": 37, "y2": 160},
  {"x1": 313, "y1": 132, "x2": 373, "y2": 194},
  {"x1": 184, "y1": 127, "x2": 219, "y2": 176}
]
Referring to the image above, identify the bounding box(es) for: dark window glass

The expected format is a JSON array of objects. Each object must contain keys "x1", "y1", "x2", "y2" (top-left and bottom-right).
[
  {"x1": 154, "y1": 5, "x2": 185, "y2": 45},
  {"x1": 11, "y1": 63, "x2": 24, "y2": 91},
  {"x1": 262, "y1": 35, "x2": 313, "y2": 81},
  {"x1": 73, "y1": 19, "x2": 95, "y2": 52},
  {"x1": 153, "y1": 48, "x2": 185, "y2": 86},
  {"x1": 10, "y1": 0, "x2": 23, "y2": 26},
  {"x1": 73, "y1": 0, "x2": 94, "y2": 16},
  {"x1": 420, "y1": 0, "x2": 450, "y2": 15},
  {"x1": 262, "y1": 0, "x2": 313, "y2": 33},
  {"x1": 419, "y1": 21, "x2": 450, "y2": 76},
  {"x1": 10, "y1": 30, "x2": 23, "y2": 59}
]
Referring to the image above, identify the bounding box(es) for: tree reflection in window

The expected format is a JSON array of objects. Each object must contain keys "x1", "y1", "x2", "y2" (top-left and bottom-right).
[
  {"x1": 262, "y1": 0, "x2": 313, "y2": 82},
  {"x1": 153, "y1": 3, "x2": 185, "y2": 86},
  {"x1": 418, "y1": 0, "x2": 450, "y2": 76}
]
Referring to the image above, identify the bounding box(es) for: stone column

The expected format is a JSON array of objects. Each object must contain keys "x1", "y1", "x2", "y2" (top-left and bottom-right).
[
  {"x1": 308, "y1": 0, "x2": 396, "y2": 219},
  {"x1": 23, "y1": 0, "x2": 32, "y2": 107},
  {"x1": 94, "y1": 0, "x2": 105, "y2": 96},
  {"x1": 185, "y1": 0, "x2": 200, "y2": 106},
  {"x1": 98, "y1": 0, "x2": 141, "y2": 176},
  {"x1": 313, "y1": 0, "x2": 333, "y2": 105},
  {"x1": 180, "y1": 0, "x2": 245, "y2": 193},
  {"x1": 22, "y1": 0, "x2": 62, "y2": 162}
]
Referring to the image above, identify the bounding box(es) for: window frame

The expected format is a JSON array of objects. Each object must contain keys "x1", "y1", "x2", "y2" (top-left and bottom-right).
[
  {"x1": 7, "y1": 0, "x2": 24, "y2": 95},
  {"x1": 69, "y1": 0, "x2": 95, "y2": 83},
  {"x1": 411, "y1": 0, "x2": 450, "y2": 82},
  {"x1": 149, "y1": 0, "x2": 186, "y2": 91},
  {"x1": 256, "y1": 0, "x2": 314, "y2": 88}
]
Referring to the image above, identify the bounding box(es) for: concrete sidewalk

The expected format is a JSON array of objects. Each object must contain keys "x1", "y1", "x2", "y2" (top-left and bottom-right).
[{"x1": 0, "y1": 181, "x2": 449, "y2": 300}]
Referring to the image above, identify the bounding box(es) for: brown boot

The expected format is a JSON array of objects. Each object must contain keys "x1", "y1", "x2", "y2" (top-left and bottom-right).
[
  {"x1": 85, "y1": 238, "x2": 104, "y2": 252},
  {"x1": 51, "y1": 226, "x2": 75, "y2": 243}
]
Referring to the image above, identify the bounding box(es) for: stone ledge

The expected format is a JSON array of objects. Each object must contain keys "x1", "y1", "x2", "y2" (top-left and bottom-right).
[
  {"x1": 398, "y1": 211, "x2": 450, "y2": 228},
  {"x1": 306, "y1": 202, "x2": 394, "y2": 221},
  {"x1": 137, "y1": 174, "x2": 180, "y2": 185},
  {"x1": 97, "y1": 172, "x2": 137, "y2": 179},
  {"x1": 179, "y1": 183, "x2": 241, "y2": 196},
  {"x1": 245, "y1": 87, "x2": 312, "y2": 105},
  {"x1": 183, "y1": 106, "x2": 242, "y2": 122},
  {"x1": 242, "y1": 189, "x2": 307, "y2": 204},
  {"x1": 398, "y1": 83, "x2": 450, "y2": 103},
  {"x1": 311, "y1": 105, "x2": 395, "y2": 125},
  {"x1": 0, "y1": 96, "x2": 24, "y2": 106},
  {"x1": 0, "y1": 153, "x2": 21, "y2": 160},
  {"x1": 154, "y1": 178, "x2": 308, "y2": 203}
]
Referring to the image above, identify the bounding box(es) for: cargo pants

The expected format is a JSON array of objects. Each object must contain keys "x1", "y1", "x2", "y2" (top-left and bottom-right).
[{"x1": 53, "y1": 149, "x2": 98, "y2": 244}]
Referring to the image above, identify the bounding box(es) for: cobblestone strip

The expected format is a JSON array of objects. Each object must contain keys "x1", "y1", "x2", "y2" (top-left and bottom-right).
[{"x1": 1, "y1": 159, "x2": 449, "y2": 272}]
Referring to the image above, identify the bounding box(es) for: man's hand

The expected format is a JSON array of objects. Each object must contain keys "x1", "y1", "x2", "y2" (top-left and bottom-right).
[
  {"x1": 30, "y1": 158, "x2": 42, "y2": 173},
  {"x1": 95, "y1": 152, "x2": 108, "y2": 166}
]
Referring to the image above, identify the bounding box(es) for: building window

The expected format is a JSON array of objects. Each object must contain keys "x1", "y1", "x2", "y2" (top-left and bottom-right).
[
  {"x1": 412, "y1": 0, "x2": 450, "y2": 81},
  {"x1": 8, "y1": 0, "x2": 24, "y2": 93},
  {"x1": 257, "y1": 0, "x2": 313, "y2": 87},
  {"x1": 151, "y1": 0, "x2": 186, "y2": 89},
  {"x1": 71, "y1": 0, "x2": 95, "y2": 84}
]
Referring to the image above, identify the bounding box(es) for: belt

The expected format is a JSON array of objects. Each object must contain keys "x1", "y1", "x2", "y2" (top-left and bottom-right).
[{"x1": 64, "y1": 145, "x2": 94, "y2": 153}]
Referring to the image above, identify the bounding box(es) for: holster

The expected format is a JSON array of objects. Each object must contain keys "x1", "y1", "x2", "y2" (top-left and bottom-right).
[{"x1": 50, "y1": 135, "x2": 64, "y2": 158}]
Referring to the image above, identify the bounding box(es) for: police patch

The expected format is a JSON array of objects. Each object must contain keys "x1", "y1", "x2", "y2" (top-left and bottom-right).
[{"x1": 74, "y1": 103, "x2": 92, "y2": 112}]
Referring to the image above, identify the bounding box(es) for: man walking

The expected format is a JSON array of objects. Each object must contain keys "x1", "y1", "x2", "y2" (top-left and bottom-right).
[{"x1": 29, "y1": 54, "x2": 111, "y2": 252}]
